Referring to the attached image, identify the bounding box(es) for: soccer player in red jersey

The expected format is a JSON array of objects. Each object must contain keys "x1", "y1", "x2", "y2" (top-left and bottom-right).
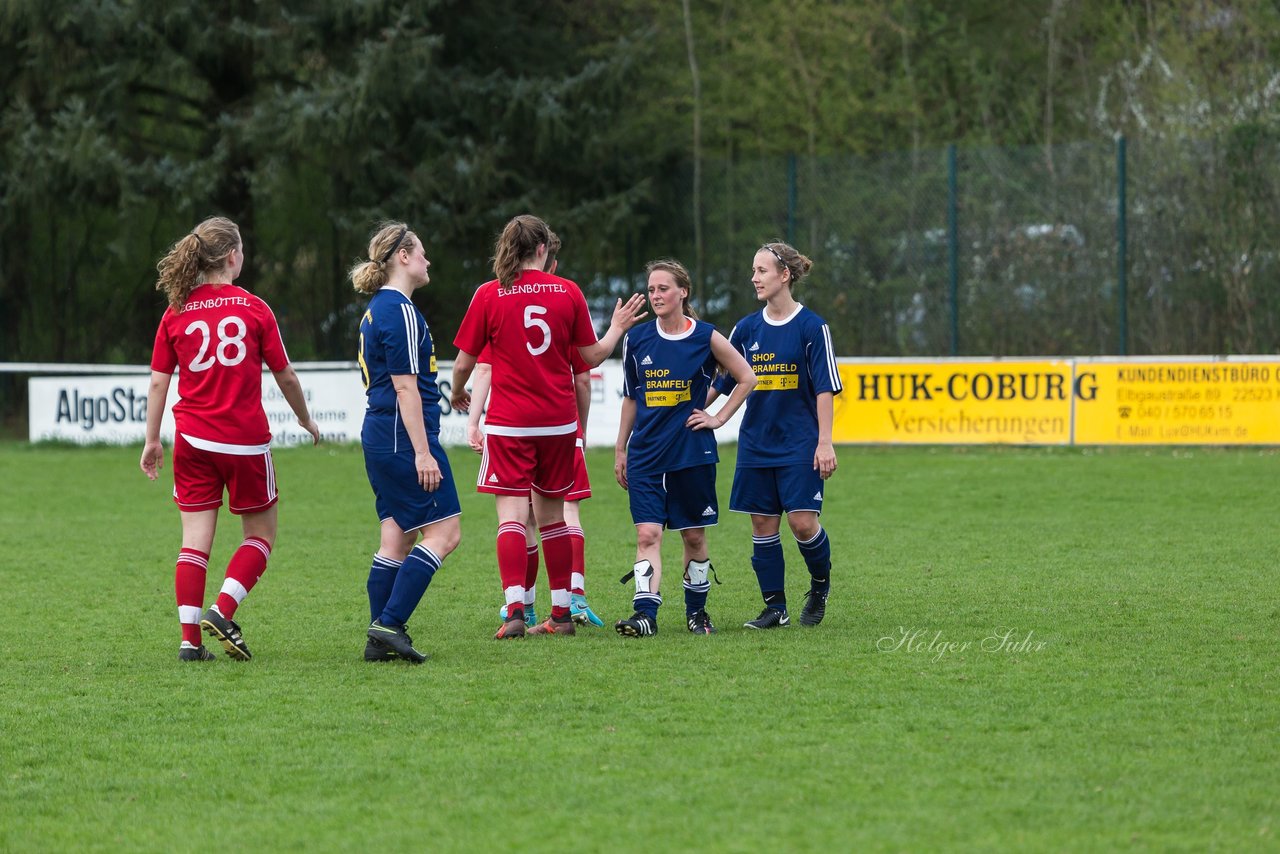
[
  {"x1": 140, "y1": 216, "x2": 320, "y2": 662},
  {"x1": 464, "y1": 236, "x2": 605, "y2": 628},
  {"x1": 451, "y1": 214, "x2": 646, "y2": 639}
]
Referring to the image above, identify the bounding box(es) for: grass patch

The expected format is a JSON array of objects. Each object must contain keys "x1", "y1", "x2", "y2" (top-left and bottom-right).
[{"x1": 0, "y1": 443, "x2": 1276, "y2": 850}]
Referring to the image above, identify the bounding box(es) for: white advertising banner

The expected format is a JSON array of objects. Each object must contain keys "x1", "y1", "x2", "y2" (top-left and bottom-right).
[{"x1": 27, "y1": 361, "x2": 745, "y2": 448}]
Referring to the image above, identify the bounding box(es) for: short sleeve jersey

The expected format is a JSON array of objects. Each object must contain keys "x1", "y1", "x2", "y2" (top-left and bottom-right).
[
  {"x1": 478, "y1": 344, "x2": 590, "y2": 440},
  {"x1": 150, "y1": 283, "x2": 289, "y2": 446},
  {"x1": 358, "y1": 288, "x2": 441, "y2": 453},
  {"x1": 453, "y1": 270, "x2": 597, "y2": 432},
  {"x1": 712, "y1": 304, "x2": 842, "y2": 468},
  {"x1": 622, "y1": 318, "x2": 719, "y2": 476}
]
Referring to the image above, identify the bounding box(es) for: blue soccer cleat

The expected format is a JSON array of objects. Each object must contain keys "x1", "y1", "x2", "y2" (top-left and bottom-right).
[
  {"x1": 499, "y1": 603, "x2": 536, "y2": 625},
  {"x1": 570, "y1": 594, "x2": 604, "y2": 627}
]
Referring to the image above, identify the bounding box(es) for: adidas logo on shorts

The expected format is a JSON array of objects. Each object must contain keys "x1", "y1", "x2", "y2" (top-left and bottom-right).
[
  {"x1": 489, "y1": 474, "x2": 500, "y2": 484},
  {"x1": 701, "y1": 506, "x2": 715, "y2": 516},
  {"x1": 641, "y1": 355, "x2": 653, "y2": 365},
  {"x1": 813, "y1": 491, "x2": 823, "y2": 501}
]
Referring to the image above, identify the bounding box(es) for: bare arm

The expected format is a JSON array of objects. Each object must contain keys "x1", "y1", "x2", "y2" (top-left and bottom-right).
[
  {"x1": 813, "y1": 391, "x2": 837, "y2": 479},
  {"x1": 450, "y1": 349, "x2": 478, "y2": 412},
  {"x1": 614, "y1": 396, "x2": 636, "y2": 490},
  {"x1": 466, "y1": 362, "x2": 492, "y2": 453},
  {"x1": 578, "y1": 294, "x2": 648, "y2": 367},
  {"x1": 139, "y1": 370, "x2": 172, "y2": 480},
  {"x1": 686, "y1": 332, "x2": 757, "y2": 431},
  {"x1": 392, "y1": 374, "x2": 443, "y2": 491},
  {"x1": 272, "y1": 365, "x2": 320, "y2": 445},
  {"x1": 574, "y1": 370, "x2": 591, "y2": 432}
]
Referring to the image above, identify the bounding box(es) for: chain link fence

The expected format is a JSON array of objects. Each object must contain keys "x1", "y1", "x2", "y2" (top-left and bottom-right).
[{"x1": 630, "y1": 132, "x2": 1280, "y2": 357}]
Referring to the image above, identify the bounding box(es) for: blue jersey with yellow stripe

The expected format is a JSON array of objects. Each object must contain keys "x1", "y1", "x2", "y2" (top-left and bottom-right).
[
  {"x1": 358, "y1": 289, "x2": 441, "y2": 453},
  {"x1": 622, "y1": 318, "x2": 719, "y2": 476},
  {"x1": 713, "y1": 304, "x2": 842, "y2": 468}
]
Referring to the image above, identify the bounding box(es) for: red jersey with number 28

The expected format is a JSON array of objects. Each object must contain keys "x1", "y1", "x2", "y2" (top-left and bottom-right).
[
  {"x1": 150, "y1": 283, "x2": 290, "y2": 446},
  {"x1": 454, "y1": 270, "x2": 597, "y2": 432}
]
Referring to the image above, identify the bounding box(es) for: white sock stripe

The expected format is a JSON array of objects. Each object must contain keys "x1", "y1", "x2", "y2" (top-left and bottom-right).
[
  {"x1": 550, "y1": 589, "x2": 571, "y2": 607},
  {"x1": 177, "y1": 553, "x2": 209, "y2": 568},
  {"x1": 372, "y1": 554, "x2": 403, "y2": 568},
  {"x1": 752, "y1": 535, "x2": 783, "y2": 545},
  {"x1": 503, "y1": 585, "x2": 525, "y2": 606},
  {"x1": 571, "y1": 571, "x2": 586, "y2": 590},
  {"x1": 635, "y1": 593, "x2": 663, "y2": 605},
  {"x1": 498, "y1": 522, "x2": 527, "y2": 536},
  {"x1": 177, "y1": 605, "x2": 202, "y2": 624},
  {"x1": 683, "y1": 581, "x2": 712, "y2": 592},
  {"x1": 242, "y1": 538, "x2": 272, "y2": 559},
  {"x1": 565, "y1": 526, "x2": 585, "y2": 538},
  {"x1": 411, "y1": 544, "x2": 442, "y2": 567},
  {"x1": 220, "y1": 577, "x2": 249, "y2": 604},
  {"x1": 539, "y1": 526, "x2": 571, "y2": 541},
  {"x1": 525, "y1": 544, "x2": 540, "y2": 554},
  {"x1": 797, "y1": 528, "x2": 827, "y2": 547}
]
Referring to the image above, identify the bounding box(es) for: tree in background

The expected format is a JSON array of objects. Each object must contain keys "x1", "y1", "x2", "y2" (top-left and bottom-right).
[
  {"x1": 0, "y1": 0, "x2": 657, "y2": 364},
  {"x1": 3, "y1": 0, "x2": 1280, "y2": 366}
]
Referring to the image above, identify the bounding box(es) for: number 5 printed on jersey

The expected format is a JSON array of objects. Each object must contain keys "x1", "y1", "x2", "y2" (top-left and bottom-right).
[{"x1": 525, "y1": 304, "x2": 550, "y2": 356}]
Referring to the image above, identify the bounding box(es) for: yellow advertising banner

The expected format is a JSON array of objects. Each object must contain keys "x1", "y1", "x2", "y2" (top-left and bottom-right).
[
  {"x1": 832, "y1": 361, "x2": 1075, "y2": 444},
  {"x1": 1074, "y1": 360, "x2": 1280, "y2": 444}
]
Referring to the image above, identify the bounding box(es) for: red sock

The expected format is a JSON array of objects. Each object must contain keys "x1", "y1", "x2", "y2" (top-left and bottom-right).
[
  {"x1": 524, "y1": 543, "x2": 540, "y2": 596},
  {"x1": 497, "y1": 522, "x2": 528, "y2": 618},
  {"x1": 567, "y1": 525, "x2": 586, "y2": 596},
  {"x1": 214, "y1": 537, "x2": 271, "y2": 619},
  {"x1": 175, "y1": 548, "x2": 208, "y2": 647},
  {"x1": 540, "y1": 522, "x2": 572, "y2": 621}
]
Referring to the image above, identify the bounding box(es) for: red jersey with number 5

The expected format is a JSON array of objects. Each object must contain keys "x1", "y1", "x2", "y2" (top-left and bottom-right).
[
  {"x1": 150, "y1": 283, "x2": 290, "y2": 445},
  {"x1": 454, "y1": 270, "x2": 597, "y2": 431}
]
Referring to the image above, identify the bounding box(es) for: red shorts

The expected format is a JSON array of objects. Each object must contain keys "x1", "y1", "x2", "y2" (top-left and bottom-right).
[
  {"x1": 566, "y1": 438, "x2": 592, "y2": 502},
  {"x1": 478, "y1": 431, "x2": 576, "y2": 498},
  {"x1": 172, "y1": 432, "x2": 278, "y2": 514}
]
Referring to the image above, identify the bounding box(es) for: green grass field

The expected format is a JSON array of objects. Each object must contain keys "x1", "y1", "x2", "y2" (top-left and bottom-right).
[{"x1": 1, "y1": 441, "x2": 1276, "y2": 851}]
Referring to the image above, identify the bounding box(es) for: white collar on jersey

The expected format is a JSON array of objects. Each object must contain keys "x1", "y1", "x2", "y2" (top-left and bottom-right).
[
  {"x1": 762, "y1": 303, "x2": 804, "y2": 326},
  {"x1": 655, "y1": 316, "x2": 697, "y2": 341}
]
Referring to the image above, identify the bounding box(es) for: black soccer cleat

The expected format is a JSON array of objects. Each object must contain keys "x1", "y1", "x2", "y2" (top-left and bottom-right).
[
  {"x1": 367, "y1": 620, "x2": 428, "y2": 663},
  {"x1": 615, "y1": 611, "x2": 657, "y2": 637},
  {"x1": 178, "y1": 644, "x2": 217, "y2": 662},
  {"x1": 364, "y1": 636, "x2": 397, "y2": 662},
  {"x1": 686, "y1": 609, "x2": 717, "y2": 635},
  {"x1": 366, "y1": 623, "x2": 421, "y2": 661},
  {"x1": 200, "y1": 608, "x2": 252, "y2": 660},
  {"x1": 743, "y1": 607, "x2": 790, "y2": 630},
  {"x1": 799, "y1": 586, "x2": 829, "y2": 627}
]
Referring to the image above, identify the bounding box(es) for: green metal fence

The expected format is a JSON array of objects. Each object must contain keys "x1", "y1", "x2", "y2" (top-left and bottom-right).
[{"x1": 629, "y1": 133, "x2": 1280, "y2": 358}]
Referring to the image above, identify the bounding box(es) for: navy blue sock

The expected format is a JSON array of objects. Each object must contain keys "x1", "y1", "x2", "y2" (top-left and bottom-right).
[
  {"x1": 796, "y1": 527, "x2": 832, "y2": 593},
  {"x1": 366, "y1": 555, "x2": 402, "y2": 623},
  {"x1": 379, "y1": 544, "x2": 441, "y2": 627},
  {"x1": 684, "y1": 559, "x2": 711, "y2": 615},
  {"x1": 633, "y1": 593, "x2": 662, "y2": 622},
  {"x1": 684, "y1": 584, "x2": 710, "y2": 615},
  {"x1": 752, "y1": 534, "x2": 787, "y2": 611}
]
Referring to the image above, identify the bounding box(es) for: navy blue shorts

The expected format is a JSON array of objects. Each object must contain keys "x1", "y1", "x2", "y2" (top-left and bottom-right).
[
  {"x1": 628, "y1": 464, "x2": 718, "y2": 530},
  {"x1": 729, "y1": 464, "x2": 824, "y2": 517},
  {"x1": 364, "y1": 436, "x2": 461, "y2": 532}
]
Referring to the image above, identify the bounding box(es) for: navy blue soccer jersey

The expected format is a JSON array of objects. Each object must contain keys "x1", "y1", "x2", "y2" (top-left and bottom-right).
[
  {"x1": 713, "y1": 304, "x2": 842, "y2": 468},
  {"x1": 622, "y1": 319, "x2": 719, "y2": 477},
  {"x1": 358, "y1": 289, "x2": 441, "y2": 453}
]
